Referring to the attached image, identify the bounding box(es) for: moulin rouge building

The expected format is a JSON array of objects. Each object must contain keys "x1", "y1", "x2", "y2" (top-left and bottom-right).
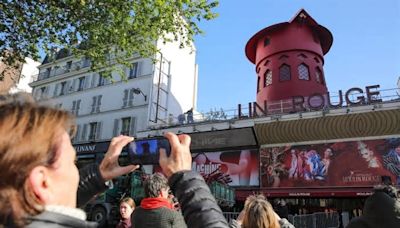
[{"x1": 75, "y1": 9, "x2": 400, "y2": 219}]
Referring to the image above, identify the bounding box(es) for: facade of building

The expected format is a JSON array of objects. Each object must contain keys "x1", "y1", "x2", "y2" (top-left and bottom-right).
[{"x1": 30, "y1": 39, "x2": 198, "y2": 145}]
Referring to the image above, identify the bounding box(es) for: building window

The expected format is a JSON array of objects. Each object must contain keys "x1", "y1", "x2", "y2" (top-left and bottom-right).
[
  {"x1": 59, "y1": 81, "x2": 67, "y2": 95},
  {"x1": 264, "y1": 70, "x2": 272, "y2": 87},
  {"x1": 91, "y1": 95, "x2": 102, "y2": 113},
  {"x1": 279, "y1": 64, "x2": 291, "y2": 81},
  {"x1": 78, "y1": 77, "x2": 85, "y2": 91},
  {"x1": 98, "y1": 73, "x2": 105, "y2": 86},
  {"x1": 39, "y1": 87, "x2": 46, "y2": 99},
  {"x1": 264, "y1": 38, "x2": 270, "y2": 47},
  {"x1": 71, "y1": 99, "x2": 81, "y2": 116},
  {"x1": 66, "y1": 61, "x2": 72, "y2": 72},
  {"x1": 257, "y1": 77, "x2": 260, "y2": 93},
  {"x1": 315, "y1": 67, "x2": 324, "y2": 84},
  {"x1": 46, "y1": 68, "x2": 51, "y2": 77},
  {"x1": 121, "y1": 117, "x2": 131, "y2": 135},
  {"x1": 122, "y1": 88, "x2": 138, "y2": 107},
  {"x1": 129, "y1": 62, "x2": 138, "y2": 79},
  {"x1": 113, "y1": 117, "x2": 135, "y2": 137},
  {"x1": 298, "y1": 63, "x2": 310, "y2": 80},
  {"x1": 88, "y1": 122, "x2": 98, "y2": 141},
  {"x1": 82, "y1": 57, "x2": 91, "y2": 68}
]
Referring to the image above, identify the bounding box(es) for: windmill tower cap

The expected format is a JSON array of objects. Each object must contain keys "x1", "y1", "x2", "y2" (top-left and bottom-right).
[{"x1": 245, "y1": 9, "x2": 333, "y2": 64}]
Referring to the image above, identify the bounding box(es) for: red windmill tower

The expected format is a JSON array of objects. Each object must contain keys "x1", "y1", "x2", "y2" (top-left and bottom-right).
[{"x1": 245, "y1": 9, "x2": 333, "y2": 113}]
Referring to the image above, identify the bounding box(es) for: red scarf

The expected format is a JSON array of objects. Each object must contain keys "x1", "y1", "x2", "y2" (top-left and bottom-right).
[{"x1": 140, "y1": 197, "x2": 173, "y2": 210}]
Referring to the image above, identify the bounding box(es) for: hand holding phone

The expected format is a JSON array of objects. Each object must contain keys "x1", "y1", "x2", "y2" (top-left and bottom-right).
[
  {"x1": 100, "y1": 135, "x2": 140, "y2": 180},
  {"x1": 159, "y1": 132, "x2": 192, "y2": 178},
  {"x1": 128, "y1": 137, "x2": 171, "y2": 165}
]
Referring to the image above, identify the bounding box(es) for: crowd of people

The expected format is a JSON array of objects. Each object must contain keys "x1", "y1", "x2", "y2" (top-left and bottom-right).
[{"x1": 0, "y1": 93, "x2": 399, "y2": 228}]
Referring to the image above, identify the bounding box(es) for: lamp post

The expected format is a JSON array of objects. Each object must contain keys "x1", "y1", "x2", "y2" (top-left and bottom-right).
[{"x1": 132, "y1": 88, "x2": 147, "y2": 101}]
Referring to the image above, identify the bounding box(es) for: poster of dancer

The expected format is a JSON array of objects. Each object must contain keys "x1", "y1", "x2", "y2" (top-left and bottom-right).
[{"x1": 260, "y1": 138, "x2": 400, "y2": 188}]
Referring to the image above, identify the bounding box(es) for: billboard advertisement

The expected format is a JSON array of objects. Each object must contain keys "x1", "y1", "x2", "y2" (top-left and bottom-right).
[
  {"x1": 191, "y1": 149, "x2": 259, "y2": 186},
  {"x1": 147, "y1": 149, "x2": 260, "y2": 187},
  {"x1": 260, "y1": 138, "x2": 400, "y2": 188}
]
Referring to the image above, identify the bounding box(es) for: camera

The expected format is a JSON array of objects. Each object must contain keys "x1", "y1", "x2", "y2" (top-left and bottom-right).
[{"x1": 127, "y1": 137, "x2": 171, "y2": 165}]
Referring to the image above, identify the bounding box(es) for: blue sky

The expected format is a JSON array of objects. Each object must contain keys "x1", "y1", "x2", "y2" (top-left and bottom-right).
[{"x1": 194, "y1": 0, "x2": 400, "y2": 113}]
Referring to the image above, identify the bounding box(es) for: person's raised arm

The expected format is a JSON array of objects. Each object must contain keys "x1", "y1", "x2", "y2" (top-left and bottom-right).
[
  {"x1": 77, "y1": 135, "x2": 139, "y2": 207},
  {"x1": 159, "y1": 132, "x2": 229, "y2": 228}
]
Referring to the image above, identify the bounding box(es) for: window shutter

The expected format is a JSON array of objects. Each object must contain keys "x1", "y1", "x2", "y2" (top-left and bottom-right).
[
  {"x1": 129, "y1": 117, "x2": 136, "y2": 136},
  {"x1": 96, "y1": 122, "x2": 102, "y2": 140},
  {"x1": 122, "y1": 89, "x2": 128, "y2": 108},
  {"x1": 129, "y1": 89, "x2": 134, "y2": 106},
  {"x1": 65, "y1": 80, "x2": 71, "y2": 94},
  {"x1": 91, "y1": 96, "x2": 97, "y2": 113},
  {"x1": 81, "y1": 124, "x2": 88, "y2": 141},
  {"x1": 76, "y1": 100, "x2": 81, "y2": 115},
  {"x1": 72, "y1": 78, "x2": 78, "y2": 91},
  {"x1": 72, "y1": 100, "x2": 76, "y2": 113},
  {"x1": 113, "y1": 119, "x2": 120, "y2": 137},
  {"x1": 85, "y1": 75, "x2": 91, "y2": 88},
  {"x1": 53, "y1": 83, "x2": 60, "y2": 97},
  {"x1": 91, "y1": 73, "x2": 98, "y2": 88},
  {"x1": 136, "y1": 61, "x2": 142, "y2": 76},
  {"x1": 96, "y1": 95, "x2": 102, "y2": 112},
  {"x1": 75, "y1": 125, "x2": 81, "y2": 143},
  {"x1": 44, "y1": 86, "x2": 50, "y2": 97}
]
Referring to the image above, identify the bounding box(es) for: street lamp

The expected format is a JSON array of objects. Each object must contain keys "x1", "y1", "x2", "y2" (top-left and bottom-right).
[{"x1": 132, "y1": 88, "x2": 147, "y2": 101}]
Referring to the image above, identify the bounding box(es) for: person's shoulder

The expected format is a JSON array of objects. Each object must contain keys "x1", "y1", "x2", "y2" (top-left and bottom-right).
[
  {"x1": 345, "y1": 217, "x2": 367, "y2": 228},
  {"x1": 278, "y1": 218, "x2": 295, "y2": 228}
]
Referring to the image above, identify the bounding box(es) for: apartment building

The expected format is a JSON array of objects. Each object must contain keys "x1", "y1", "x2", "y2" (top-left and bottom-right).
[{"x1": 30, "y1": 40, "x2": 198, "y2": 145}]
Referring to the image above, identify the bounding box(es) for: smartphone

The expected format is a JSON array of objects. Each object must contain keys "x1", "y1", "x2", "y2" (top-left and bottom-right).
[{"x1": 127, "y1": 137, "x2": 171, "y2": 165}]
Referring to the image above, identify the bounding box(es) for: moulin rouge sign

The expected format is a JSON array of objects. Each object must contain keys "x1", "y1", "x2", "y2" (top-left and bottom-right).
[{"x1": 238, "y1": 85, "x2": 383, "y2": 118}]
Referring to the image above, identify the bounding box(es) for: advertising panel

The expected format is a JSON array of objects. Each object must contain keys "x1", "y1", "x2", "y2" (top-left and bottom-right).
[
  {"x1": 146, "y1": 149, "x2": 260, "y2": 187},
  {"x1": 191, "y1": 149, "x2": 259, "y2": 186},
  {"x1": 260, "y1": 138, "x2": 400, "y2": 188}
]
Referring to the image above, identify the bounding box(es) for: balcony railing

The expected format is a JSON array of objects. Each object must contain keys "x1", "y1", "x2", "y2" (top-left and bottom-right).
[
  {"x1": 151, "y1": 87, "x2": 400, "y2": 129},
  {"x1": 34, "y1": 59, "x2": 91, "y2": 82}
]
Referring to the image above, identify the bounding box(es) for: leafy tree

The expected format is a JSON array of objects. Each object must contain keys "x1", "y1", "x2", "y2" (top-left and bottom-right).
[{"x1": 0, "y1": 0, "x2": 218, "y2": 80}]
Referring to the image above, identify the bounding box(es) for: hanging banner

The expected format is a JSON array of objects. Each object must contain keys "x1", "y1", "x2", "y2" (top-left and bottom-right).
[{"x1": 260, "y1": 138, "x2": 400, "y2": 188}]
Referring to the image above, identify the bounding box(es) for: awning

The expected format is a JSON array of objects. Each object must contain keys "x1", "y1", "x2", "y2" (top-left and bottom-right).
[{"x1": 235, "y1": 187, "x2": 374, "y2": 200}]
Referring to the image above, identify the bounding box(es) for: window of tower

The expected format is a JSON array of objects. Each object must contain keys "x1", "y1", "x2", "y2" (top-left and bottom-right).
[
  {"x1": 264, "y1": 70, "x2": 272, "y2": 87},
  {"x1": 315, "y1": 67, "x2": 325, "y2": 84},
  {"x1": 279, "y1": 64, "x2": 291, "y2": 81},
  {"x1": 298, "y1": 63, "x2": 310, "y2": 80},
  {"x1": 264, "y1": 38, "x2": 270, "y2": 47}
]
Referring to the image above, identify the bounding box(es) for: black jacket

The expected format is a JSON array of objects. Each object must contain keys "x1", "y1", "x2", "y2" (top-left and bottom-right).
[
  {"x1": 132, "y1": 206, "x2": 186, "y2": 228},
  {"x1": 346, "y1": 191, "x2": 400, "y2": 228},
  {"x1": 26, "y1": 211, "x2": 98, "y2": 228},
  {"x1": 77, "y1": 164, "x2": 108, "y2": 208},
  {"x1": 169, "y1": 171, "x2": 229, "y2": 228}
]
